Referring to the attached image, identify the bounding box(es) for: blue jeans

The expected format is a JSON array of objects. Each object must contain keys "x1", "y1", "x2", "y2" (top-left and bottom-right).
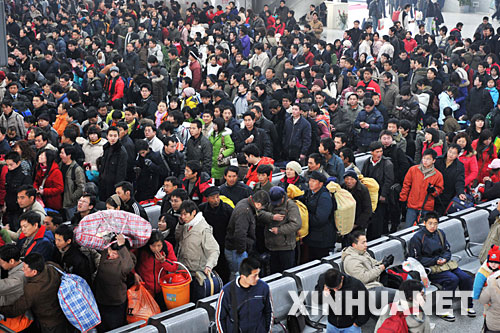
[
  {"x1": 430, "y1": 268, "x2": 473, "y2": 308},
  {"x1": 405, "y1": 208, "x2": 431, "y2": 228},
  {"x1": 224, "y1": 249, "x2": 248, "y2": 280},
  {"x1": 327, "y1": 323, "x2": 361, "y2": 333}
]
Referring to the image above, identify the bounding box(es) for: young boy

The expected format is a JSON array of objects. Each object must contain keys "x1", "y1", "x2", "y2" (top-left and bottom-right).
[
  {"x1": 442, "y1": 107, "x2": 460, "y2": 134},
  {"x1": 408, "y1": 211, "x2": 475, "y2": 321},
  {"x1": 253, "y1": 164, "x2": 273, "y2": 193},
  {"x1": 473, "y1": 245, "x2": 500, "y2": 300}
]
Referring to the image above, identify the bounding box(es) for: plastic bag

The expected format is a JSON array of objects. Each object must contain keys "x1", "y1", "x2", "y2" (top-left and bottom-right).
[
  {"x1": 402, "y1": 257, "x2": 429, "y2": 288},
  {"x1": 127, "y1": 283, "x2": 161, "y2": 324}
]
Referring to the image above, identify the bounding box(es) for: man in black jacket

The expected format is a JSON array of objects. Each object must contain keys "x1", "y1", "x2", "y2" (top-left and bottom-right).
[
  {"x1": 199, "y1": 186, "x2": 233, "y2": 283},
  {"x1": 342, "y1": 170, "x2": 372, "y2": 234},
  {"x1": 466, "y1": 76, "x2": 494, "y2": 119},
  {"x1": 361, "y1": 142, "x2": 394, "y2": 240},
  {"x1": 4, "y1": 152, "x2": 32, "y2": 231},
  {"x1": 219, "y1": 166, "x2": 253, "y2": 205},
  {"x1": 434, "y1": 144, "x2": 466, "y2": 215},
  {"x1": 251, "y1": 104, "x2": 278, "y2": 157},
  {"x1": 53, "y1": 224, "x2": 93, "y2": 284},
  {"x1": 117, "y1": 122, "x2": 136, "y2": 182},
  {"x1": 160, "y1": 136, "x2": 186, "y2": 180},
  {"x1": 233, "y1": 111, "x2": 272, "y2": 157},
  {"x1": 316, "y1": 269, "x2": 370, "y2": 331},
  {"x1": 114, "y1": 181, "x2": 149, "y2": 220},
  {"x1": 133, "y1": 140, "x2": 166, "y2": 202},
  {"x1": 185, "y1": 119, "x2": 212, "y2": 175}
]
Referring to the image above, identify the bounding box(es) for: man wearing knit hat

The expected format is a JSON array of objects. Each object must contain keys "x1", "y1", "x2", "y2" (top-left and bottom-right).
[
  {"x1": 258, "y1": 186, "x2": 301, "y2": 273},
  {"x1": 342, "y1": 170, "x2": 373, "y2": 234}
]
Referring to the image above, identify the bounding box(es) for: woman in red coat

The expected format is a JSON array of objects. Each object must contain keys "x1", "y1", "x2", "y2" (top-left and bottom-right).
[
  {"x1": 472, "y1": 129, "x2": 498, "y2": 183},
  {"x1": 454, "y1": 132, "x2": 478, "y2": 188},
  {"x1": 422, "y1": 128, "x2": 444, "y2": 158},
  {"x1": 33, "y1": 149, "x2": 64, "y2": 210},
  {"x1": 106, "y1": 67, "x2": 125, "y2": 101},
  {"x1": 133, "y1": 230, "x2": 178, "y2": 310}
]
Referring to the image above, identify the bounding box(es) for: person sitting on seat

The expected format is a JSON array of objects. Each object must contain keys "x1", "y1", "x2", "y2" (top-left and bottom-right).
[{"x1": 408, "y1": 211, "x2": 475, "y2": 321}]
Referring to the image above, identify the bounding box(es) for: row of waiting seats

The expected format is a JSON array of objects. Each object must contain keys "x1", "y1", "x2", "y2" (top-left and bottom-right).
[{"x1": 111, "y1": 197, "x2": 499, "y2": 332}]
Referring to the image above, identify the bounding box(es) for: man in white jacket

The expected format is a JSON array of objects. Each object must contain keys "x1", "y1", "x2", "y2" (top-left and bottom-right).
[{"x1": 249, "y1": 44, "x2": 270, "y2": 73}]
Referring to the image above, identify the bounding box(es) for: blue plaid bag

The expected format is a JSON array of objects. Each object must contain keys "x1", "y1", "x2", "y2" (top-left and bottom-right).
[{"x1": 50, "y1": 265, "x2": 101, "y2": 332}]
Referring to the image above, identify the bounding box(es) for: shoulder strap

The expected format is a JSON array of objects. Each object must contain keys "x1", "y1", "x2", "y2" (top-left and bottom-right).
[
  {"x1": 437, "y1": 229, "x2": 445, "y2": 249},
  {"x1": 48, "y1": 264, "x2": 65, "y2": 275},
  {"x1": 230, "y1": 280, "x2": 239, "y2": 333}
]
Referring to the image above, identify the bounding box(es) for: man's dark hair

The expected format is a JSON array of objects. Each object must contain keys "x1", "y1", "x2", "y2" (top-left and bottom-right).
[
  {"x1": 242, "y1": 111, "x2": 255, "y2": 120},
  {"x1": 179, "y1": 200, "x2": 199, "y2": 214},
  {"x1": 135, "y1": 139, "x2": 149, "y2": 153},
  {"x1": 55, "y1": 224, "x2": 74, "y2": 242},
  {"x1": 224, "y1": 165, "x2": 239, "y2": 176},
  {"x1": 0, "y1": 244, "x2": 20, "y2": 262},
  {"x1": 340, "y1": 147, "x2": 355, "y2": 164},
  {"x1": 324, "y1": 268, "x2": 343, "y2": 289},
  {"x1": 164, "y1": 176, "x2": 181, "y2": 188},
  {"x1": 239, "y1": 257, "x2": 261, "y2": 276},
  {"x1": 422, "y1": 148, "x2": 437, "y2": 160},
  {"x1": 5, "y1": 151, "x2": 21, "y2": 163},
  {"x1": 114, "y1": 181, "x2": 134, "y2": 195},
  {"x1": 308, "y1": 153, "x2": 324, "y2": 166},
  {"x1": 242, "y1": 144, "x2": 261, "y2": 158},
  {"x1": 349, "y1": 230, "x2": 366, "y2": 246},
  {"x1": 17, "y1": 184, "x2": 37, "y2": 198},
  {"x1": 108, "y1": 126, "x2": 119, "y2": 135},
  {"x1": 170, "y1": 188, "x2": 189, "y2": 201},
  {"x1": 320, "y1": 138, "x2": 335, "y2": 154},
  {"x1": 369, "y1": 141, "x2": 383, "y2": 151},
  {"x1": 19, "y1": 211, "x2": 41, "y2": 227},
  {"x1": 186, "y1": 160, "x2": 202, "y2": 176},
  {"x1": 399, "y1": 279, "x2": 424, "y2": 302},
  {"x1": 251, "y1": 190, "x2": 270, "y2": 205},
  {"x1": 46, "y1": 211, "x2": 63, "y2": 226},
  {"x1": 61, "y1": 144, "x2": 76, "y2": 159},
  {"x1": 23, "y1": 252, "x2": 45, "y2": 273},
  {"x1": 334, "y1": 132, "x2": 348, "y2": 145},
  {"x1": 256, "y1": 164, "x2": 273, "y2": 176},
  {"x1": 423, "y1": 211, "x2": 439, "y2": 222},
  {"x1": 191, "y1": 119, "x2": 203, "y2": 129}
]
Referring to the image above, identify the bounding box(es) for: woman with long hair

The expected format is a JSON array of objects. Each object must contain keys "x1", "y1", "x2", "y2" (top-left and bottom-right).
[
  {"x1": 472, "y1": 129, "x2": 498, "y2": 183},
  {"x1": 466, "y1": 114, "x2": 485, "y2": 141},
  {"x1": 33, "y1": 149, "x2": 64, "y2": 210},
  {"x1": 12, "y1": 140, "x2": 36, "y2": 177},
  {"x1": 453, "y1": 132, "x2": 478, "y2": 188},
  {"x1": 422, "y1": 127, "x2": 443, "y2": 158},
  {"x1": 132, "y1": 230, "x2": 177, "y2": 310}
]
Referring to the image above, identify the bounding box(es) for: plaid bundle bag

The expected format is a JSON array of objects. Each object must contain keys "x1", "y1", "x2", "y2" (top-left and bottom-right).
[
  {"x1": 50, "y1": 265, "x2": 101, "y2": 332},
  {"x1": 74, "y1": 210, "x2": 152, "y2": 250}
]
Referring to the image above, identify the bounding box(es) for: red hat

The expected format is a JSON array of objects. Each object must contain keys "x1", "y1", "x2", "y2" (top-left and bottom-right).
[
  {"x1": 0, "y1": 71, "x2": 5, "y2": 81},
  {"x1": 488, "y1": 245, "x2": 500, "y2": 264}
]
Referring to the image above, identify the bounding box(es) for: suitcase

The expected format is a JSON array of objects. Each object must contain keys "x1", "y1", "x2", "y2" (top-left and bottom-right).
[{"x1": 190, "y1": 271, "x2": 223, "y2": 302}]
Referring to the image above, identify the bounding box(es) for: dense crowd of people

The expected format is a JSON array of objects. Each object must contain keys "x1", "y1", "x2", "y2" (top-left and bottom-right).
[{"x1": 2, "y1": 0, "x2": 500, "y2": 331}]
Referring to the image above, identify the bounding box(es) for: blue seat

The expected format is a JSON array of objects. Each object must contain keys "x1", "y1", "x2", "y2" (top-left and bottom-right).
[
  {"x1": 369, "y1": 239, "x2": 406, "y2": 266},
  {"x1": 148, "y1": 302, "x2": 196, "y2": 332},
  {"x1": 161, "y1": 308, "x2": 210, "y2": 333},
  {"x1": 460, "y1": 210, "x2": 491, "y2": 259},
  {"x1": 196, "y1": 295, "x2": 219, "y2": 321}
]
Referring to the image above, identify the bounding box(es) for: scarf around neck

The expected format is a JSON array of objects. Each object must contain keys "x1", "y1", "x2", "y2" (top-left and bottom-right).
[{"x1": 418, "y1": 164, "x2": 436, "y2": 180}]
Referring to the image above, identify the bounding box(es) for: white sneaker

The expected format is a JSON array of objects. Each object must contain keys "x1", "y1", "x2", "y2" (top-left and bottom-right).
[
  {"x1": 438, "y1": 311, "x2": 456, "y2": 322},
  {"x1": 467, "y1": 308, "x2": 476, "y2": 317}
]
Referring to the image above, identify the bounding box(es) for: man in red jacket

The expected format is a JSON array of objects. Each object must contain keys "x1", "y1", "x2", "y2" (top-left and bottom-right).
[
  {"x1": 400, "y1": 149, "x2": 444, "y2": 228},
  {"x1": 356, "y1": 67, "x2": 381, "y2": 97}
]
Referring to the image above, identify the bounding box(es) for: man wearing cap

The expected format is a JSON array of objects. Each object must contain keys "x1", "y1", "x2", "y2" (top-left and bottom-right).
[
  {"x1": 199, "y1": 186, "x2": 234, "y2": 282},
  {"x1": 258, "y1": 186, "x2": 301, "y2": 273},
  {"x1": 303, "y1": 171, "x2": 334, "y2": 261},
  {"x1": 342, "y1": 171, "x2": 372, "y2": 234}
]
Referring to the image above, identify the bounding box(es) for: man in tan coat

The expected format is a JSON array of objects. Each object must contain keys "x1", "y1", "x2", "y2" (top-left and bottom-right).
[{"x1": 309, "y1": 13, "x2": 323, "y2": 40}]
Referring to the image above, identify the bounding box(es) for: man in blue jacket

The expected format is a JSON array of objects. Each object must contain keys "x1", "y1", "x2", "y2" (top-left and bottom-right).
[
  {"x1": 409, "y1": 211, "x2": 475, "y2": 322},
  {"x1": 303, "y1": 171, "x2": 334, "y2": 261},
  {"x1": 216, "y1": 257, "x2": 273, "y2": 332},
  {"x1": 16, "y1": 211, "x2": 55, "y2": 261},
  {"x1": 354, "y1": 98, "x2": 384, "y2": 152}
]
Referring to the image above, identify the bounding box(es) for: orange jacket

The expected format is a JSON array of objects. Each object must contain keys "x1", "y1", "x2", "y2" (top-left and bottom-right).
[
  {"x1": 53, "y1": 114, "x2": 68, "y2": 137},
  {"x1": 245, "y1": 157, "x2": 274, "y2": 187},
  {"x1": 399, "y1": 165, "x2": 444, "y2": 211}
]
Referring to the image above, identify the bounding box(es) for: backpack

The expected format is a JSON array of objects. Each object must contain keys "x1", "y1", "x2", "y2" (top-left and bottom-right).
[
  {"x1": 377, "y1": 309, "x2": 408, "y2": 333},
  {"x1": 358, "y1": 174, "x2": 379, "y2": 212},
  {"x1": 50, "y1": 265, "x2": 101, "y2": 332},
  {"x1": 286, "y1": 184, "x2": 309, "y2": 241},
  {"x1": 326, "y1": 182, "x2": 356, "y2": 236}
]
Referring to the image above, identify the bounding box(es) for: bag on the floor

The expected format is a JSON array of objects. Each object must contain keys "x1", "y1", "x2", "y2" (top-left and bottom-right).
[
  {"x1": 287, "y1": 184, "x2": 309, "y2": 241},
  {"x1": 358, "y1": 175, "x2": 379, "y2": 212},
  {"x1": 127, "y1": 283, "x2": 161, "y2": 323},
  {"x1": 445, "y1": 194, "x2": 474, "y2": 214},
  {"x1": 50, "y1": 265, "x2": 101, "y2": 332},
  {"x1": 327, "y1": 182, "x2": 356, "y2": 235},
  {"x1": 377, "y1": 308, "x2": 408, "y2": 333}
]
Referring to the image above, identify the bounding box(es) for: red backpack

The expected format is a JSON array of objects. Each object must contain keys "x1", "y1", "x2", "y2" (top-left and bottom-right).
[{"x1": 377, "y1": 310, "x2": 408, "y2": 333}]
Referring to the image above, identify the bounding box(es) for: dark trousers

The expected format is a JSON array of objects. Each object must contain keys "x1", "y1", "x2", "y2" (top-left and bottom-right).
[
  {"x1": 429, "y1": 268, "x2": 473, "y2": 308},
  {"x1": 270, "y1": 249, "x2": 295, "y2": 274},
  {"x1": 303, "y1": 244, "x2": 330, "y2": 262},
  {"x1": 367, "y1": 203, "x2": 386, "y2": 241},
  {"x1": 97, "y1": 301, "x2": 127, "y2": 332},
  {"x1": 40, "y1": 322, "x2": 71, "y2": 333}
]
